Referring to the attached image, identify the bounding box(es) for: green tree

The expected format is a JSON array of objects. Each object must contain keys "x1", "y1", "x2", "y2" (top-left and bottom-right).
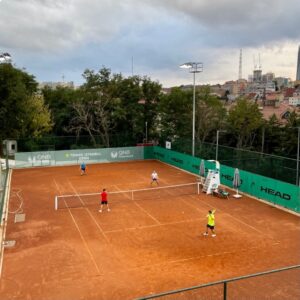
[
  {"x1": 42, "y1": 86, "x2": 78, "y2": 136},
  {"x1": 281, "y1": 112, "x2": 300, "y2": 158},
  {"x1": 226, "y1": 99, "x2": 263, "y2": 148},
  {"x1": 66, "y1": 68, "x2": 117, "y2": 147},
  {"x1": 196, "y1": 86, "x2": 227, "y2": 144},
  {"x1": 158, "y1": 87, "x2": 192, "y2": 141},
  {"x1": 0, "y1": 63, "x2": 52, "y2": 142}
]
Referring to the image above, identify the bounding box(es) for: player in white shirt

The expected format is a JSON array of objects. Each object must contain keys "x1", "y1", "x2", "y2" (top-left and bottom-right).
[{"x1": 151, "y1": 170, "x2": 159, "y2": 186}]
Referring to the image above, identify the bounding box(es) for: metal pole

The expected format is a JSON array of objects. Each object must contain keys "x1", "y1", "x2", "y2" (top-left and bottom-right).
[
  {"x1": 216, "y1": 130, "x2": 219, "y2": 161},
  {"x1": 5, "y1": 140, "x2": 9, "y2": 171},
  {"x1": 192, "y1": 71, "x2": 196, "y2": 157},
  {"x1": 297, "y1": 127, "x2": 300, "y2": 186},
  {"x1": 261, "y1": 127, "x2": 265, "y2": 153},
  {"x1": 223, "y1": 282, "x2": 227, "y2": 300},
  {"x1": 145, "y1": 121, "x2": 148, "y2": 143}
]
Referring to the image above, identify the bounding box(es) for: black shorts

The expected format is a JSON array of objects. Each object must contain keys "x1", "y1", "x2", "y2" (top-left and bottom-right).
[
  {"x1": 101, "y1": 201, "x2": 108, "y2": 205},
  {"x1": 207, "y1": 224, "x2": 215, "y2": 230}
]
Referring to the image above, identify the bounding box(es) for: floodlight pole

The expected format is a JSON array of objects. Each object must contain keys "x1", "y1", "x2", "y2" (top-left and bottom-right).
[
  {"x1": 192, "y1": 71, "x2": 196, "y2": 157},
  {"x1": 180, "y1": 62, "x2": 203, "y2": 156}
]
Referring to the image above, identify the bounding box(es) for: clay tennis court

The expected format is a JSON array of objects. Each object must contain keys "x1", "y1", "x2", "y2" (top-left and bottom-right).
[{"x1": 0, "y1": 160, "x2": 299, "y2": 300}]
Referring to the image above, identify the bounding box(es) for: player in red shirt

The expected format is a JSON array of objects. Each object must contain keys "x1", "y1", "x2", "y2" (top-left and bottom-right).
[{"x1": 99, "y1": 188, "x2": 110, "y2": 212}]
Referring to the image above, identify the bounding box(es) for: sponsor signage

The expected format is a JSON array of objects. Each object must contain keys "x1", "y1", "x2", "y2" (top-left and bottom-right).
[
  {"x1": 260, "y1": 186, "x2": 291, "y2": 200},
  {"x1": 15, "y1": 146, "x2": 144, "y2": 167}
]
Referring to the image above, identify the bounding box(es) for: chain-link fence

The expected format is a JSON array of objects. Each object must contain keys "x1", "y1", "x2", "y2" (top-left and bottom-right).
[{"x1": 167, "y1": 138, "x2": 298, "y2": 185}]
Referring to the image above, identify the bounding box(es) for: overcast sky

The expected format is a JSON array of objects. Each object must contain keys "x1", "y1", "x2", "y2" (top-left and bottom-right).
[{"x1": 0, "y1": 0, "x2": 299, "y2": 87}]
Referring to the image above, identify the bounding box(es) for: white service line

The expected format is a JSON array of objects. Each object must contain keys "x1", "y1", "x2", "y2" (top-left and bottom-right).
[
  {"x1": 113, "y1": 184, "x2": 161, "y2": 225},
  {"x1": 54, "y1": 179, "x2": 102, "y2": 275},
  {"x1": 104, "y1": 217, "x2": 205, "y2": 233},
  {"x1": 67, "y1": 181, "x2": 110, "y2": 243},
  {"x1": 198, "y1": 195, "x2": 269, "y2": 236}
]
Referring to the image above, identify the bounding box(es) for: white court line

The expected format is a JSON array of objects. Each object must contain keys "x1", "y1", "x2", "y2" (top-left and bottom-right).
[
  {"x1": 67, "y1": 181, "x2": 110, "y2": 244},
  {"x1": 104, "y1": 217, "x2": 205, "y2": 233},
  {"x1": 0, "y1": 169, "x2": 12, "y2": 278},
  {"x1": 54, "y1": 179, "x2": 102, "y2": 275},
  {"x1": 113, "y1": 185, "x2": 161, "y2": 225},
  {"x1": 196, "y1": 194, "x2": 271, "y2": 236}
]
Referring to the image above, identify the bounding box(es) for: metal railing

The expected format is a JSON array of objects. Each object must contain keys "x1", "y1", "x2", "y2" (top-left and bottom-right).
[{"x1": 136, "y1": 265, "x2": 300, "y2": 300}]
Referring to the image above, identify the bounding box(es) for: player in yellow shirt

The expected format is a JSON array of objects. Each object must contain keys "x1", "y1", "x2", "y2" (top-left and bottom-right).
[{"x1": 203, "y1": 209, "x2": 216, "y2": 237}]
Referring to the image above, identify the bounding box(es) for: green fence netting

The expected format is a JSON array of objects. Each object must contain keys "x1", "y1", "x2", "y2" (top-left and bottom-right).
[
  {"x1": 10, "y1": 144, "x2": 300, "y2": 213},
  {"x1": 150, "y1": 146, "x2": 300, "y2": 213},
  {"x1": 168, "y1": 139, "x2": 298, "y2": 185},
  {"x1": 0, "y1": 161, "x2": 9, "y2": 225}
]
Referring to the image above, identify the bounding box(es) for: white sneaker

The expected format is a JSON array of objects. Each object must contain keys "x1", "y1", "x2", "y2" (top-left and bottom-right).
[
  {"x1": 212, "y1": 234, "x2": 216, "y2": 237},
  {"x1": 203, "y1": 233, "x2": 208, "y2": 236},
  {"x1": 98, "y1": 210, "x2": 102, "y2": 213},
  {"x1": 107, "y1": 209, "x2": 111, "y2": 212}
]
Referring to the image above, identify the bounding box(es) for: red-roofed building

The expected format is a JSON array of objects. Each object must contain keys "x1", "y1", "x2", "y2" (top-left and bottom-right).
[
  {"x1": 284, "y1": 88, "x2": 295, "y2": 99},
  {"x1": 260, "y1": 100, "x2": 299, "y2": 123}
]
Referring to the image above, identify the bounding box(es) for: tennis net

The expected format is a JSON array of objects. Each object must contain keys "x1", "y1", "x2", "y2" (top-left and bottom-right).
[{"x1": 55, "y1": 182, "x2": 200, "y2": 210}]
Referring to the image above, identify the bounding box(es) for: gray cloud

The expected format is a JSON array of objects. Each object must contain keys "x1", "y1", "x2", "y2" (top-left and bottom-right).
[
  {"x1": 1, "y1": 0, "x2": 299, "y2": 52},
  {"x1": 145, "y1": 0, "x2": 300, "y2": 46},
  {"x1": 0, "y1": 0, "x2": 299, "y2": 85},
  {"x1": 0, "y1": 0, "x2": 156, "y2": 52}
]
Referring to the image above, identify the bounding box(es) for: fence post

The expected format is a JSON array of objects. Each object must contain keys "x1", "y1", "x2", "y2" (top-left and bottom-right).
[{"x1": 223, "y1": 281, "x2": 227, "y2": 300}]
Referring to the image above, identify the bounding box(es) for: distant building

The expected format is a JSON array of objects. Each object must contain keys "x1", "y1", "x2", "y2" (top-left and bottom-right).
[
  {"x1": 274, "y1": 77, "x2": 290, "y2": 90},
  {"x1": 284, "y1": 88, "x2": 295, "y2": 99},
  {"x1": 262, "y1": 72, "x2": 275, "y2": 83},
  {"x1": 259, "y1": 100, "x2": 299, "y2": 123},
  {"x1": 253, "y1": 69, "x2": 262, "y2": 83},
  {"x1": 222, "y1": 81, "x2": 238, "y2": 95},
  {"x1": 289, "y1": 89, "x2": 300, "y2": 106},
  {"x1": 265, "y1": 81, "x2": 276, "y2": 92}
]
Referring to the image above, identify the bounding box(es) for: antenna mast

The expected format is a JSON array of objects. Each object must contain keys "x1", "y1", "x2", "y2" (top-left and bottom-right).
[{"x1": 238, "y1": 49, "x2": 242, "y2": 80}]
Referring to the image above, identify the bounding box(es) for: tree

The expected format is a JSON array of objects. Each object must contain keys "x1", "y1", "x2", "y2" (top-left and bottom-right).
[
  {"x1": 0, "y1": 63, "x2": 52, "y2": 142},
  {"x1": 42, "y1": 86, "x2": 78, "y2": 136},
  {"x1": 226, "y1": 99, "x2": 263, "y2": 148},
  {"x1": 281, "y1": 112, "x2": 300, "y2": 158},
  {"x1": 196, "y1": 86, "x2": 227, "y2": 144},
  {"x1": 140, "y1": 77, "x2": 161, "y2": 141},
  {"x1": 158, "y1": 87, "x2": 192, "y2": 141},
  {"x1": 65, "y1": 68, "x2": 116, "y2": 147}
]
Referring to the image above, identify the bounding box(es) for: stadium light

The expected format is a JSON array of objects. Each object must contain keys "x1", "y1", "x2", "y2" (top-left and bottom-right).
[{"x1": 179, "y1": 62, "x2": 203, "y2": 156}]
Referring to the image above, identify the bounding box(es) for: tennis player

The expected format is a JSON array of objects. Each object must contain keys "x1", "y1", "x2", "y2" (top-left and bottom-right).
[
  {"x1": 203, "y1": 209, "x2": 216, "y2": 237},
  {"x1": 99, "y1": 188, "x2": 110, "y2": 212},
  {"x1": 150, "y1": 170, "x2": 159, "y2": 186},
  {"x1": 80, "y1": 162, "x2": 87, "y2": 176}
]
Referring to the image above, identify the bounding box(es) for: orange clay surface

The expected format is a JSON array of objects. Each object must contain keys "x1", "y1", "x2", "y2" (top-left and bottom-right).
[{"x1": 0, "y1": 160, "x2": 299, "y2": 300}]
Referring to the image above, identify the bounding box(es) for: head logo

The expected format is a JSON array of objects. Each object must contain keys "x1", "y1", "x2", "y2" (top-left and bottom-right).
[{"x1": 111, "y1": 151, "x2": 118, "y2": 158}]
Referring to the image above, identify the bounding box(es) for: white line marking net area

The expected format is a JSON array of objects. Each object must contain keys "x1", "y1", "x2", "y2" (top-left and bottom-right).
[
  {"x1": 53, "y1": 179, "x2": 102, "y2": 275},
  {"x1": 54, "y1": 182, "x2": 201, "y2": 210}
]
